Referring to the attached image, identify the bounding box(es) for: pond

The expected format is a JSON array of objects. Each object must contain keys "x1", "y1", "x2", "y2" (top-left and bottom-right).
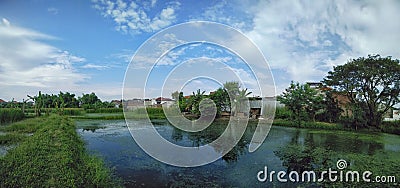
[{"x1": 76, "y1": 119, "x2": 400, "y2": 187}]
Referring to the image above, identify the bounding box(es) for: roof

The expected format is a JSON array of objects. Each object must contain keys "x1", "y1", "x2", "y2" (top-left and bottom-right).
[{"x1": 0, "y1": 99, "x2": 5, "y2": 103}]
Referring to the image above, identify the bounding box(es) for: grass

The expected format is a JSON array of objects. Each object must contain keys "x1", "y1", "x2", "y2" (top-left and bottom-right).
[
  {"x1": 0, "y1": 133, "x2": 27, "y2": 145},
  {"x1": 272, "y1": 118, "x2": 344, "y2": 130},
  {"x1": 85, "y1": 108, "x2": 123, "y2": 113},
  {"x1": 0, "y1": 108, "x2": 25, "y2": 125},
  {"x1": 0, "y1": 115, "x2": 121, "y2": 187}
]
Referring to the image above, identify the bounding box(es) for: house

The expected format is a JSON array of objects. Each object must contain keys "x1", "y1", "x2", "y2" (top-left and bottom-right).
[
  {"x1": 0, "y1": 99, "x2": 5, "y2": 103},
  {"x1": 384, "y1": 108, "x2": 400, "y2": 121},
  {"x1": 248, "y1": 96, "x2": 284, "y2": 119},
  {"x1": 154, "y1": 97, "x2": 175, "y2": 108},
  {"x1": 111, "y1": 100, "x2": 122, "y2": 108},
  {"x1": 124, "y1": 99, "x2": 151, "y2": 110}
]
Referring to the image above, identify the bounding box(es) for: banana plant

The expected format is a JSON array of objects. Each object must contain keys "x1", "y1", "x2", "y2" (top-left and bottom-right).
[{"x1": 27, "y1": 91, "x2": 43, "y2": 116}]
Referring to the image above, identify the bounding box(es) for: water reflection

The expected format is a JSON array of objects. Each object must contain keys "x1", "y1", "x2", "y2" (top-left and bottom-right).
[{"x1": 76, "y1": 120, "x2": 400, "y2": 187}]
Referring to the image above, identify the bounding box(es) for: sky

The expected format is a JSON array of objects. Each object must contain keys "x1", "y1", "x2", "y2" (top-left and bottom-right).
[{"x1": 1, "y1": 0, "x2": 400, "y2": 101}]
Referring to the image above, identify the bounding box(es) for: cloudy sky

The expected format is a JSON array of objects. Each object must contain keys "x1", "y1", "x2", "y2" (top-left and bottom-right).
[{"x1": 1, "y1": 0, "x2": 399, "y2": 101}]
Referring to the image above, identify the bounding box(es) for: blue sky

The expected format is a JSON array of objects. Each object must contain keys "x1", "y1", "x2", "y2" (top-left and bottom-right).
[{"x1": 1, "y1": 0, "x2": 400, "y2": 101}]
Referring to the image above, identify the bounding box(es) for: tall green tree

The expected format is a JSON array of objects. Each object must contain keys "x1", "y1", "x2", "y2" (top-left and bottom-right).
[
  {"x1": 78, "y1": 92, "x2": 102, "y2": 109},
  {"x1": 323, "y1": 55, "x2": 400, "y2": 128},
  {"x1": 189, "y1": 89, "x2": 206, "y2": 116},
  {"x1": 278, "y1": 82, "x2": 324, "y2": 124}
]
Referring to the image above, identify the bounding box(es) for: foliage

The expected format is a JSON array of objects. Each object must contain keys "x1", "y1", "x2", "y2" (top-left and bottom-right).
[
  {"x1": 0, "y1": 108, "x2": 25, "y2": 125},
  {"x1": 274, "y1": 107, "x2": 293, "y2": 119},
  {"x1": 78, "y1": 92, "x2": 102, "y2": 109},
  {"x1": 273, "y1": 119, "x2": 343, "y2": 130},
  {"x1": 209, "y1": 88, "x2": 230, "y2": 116},
  {"x1": 0, "y1": 115, "x2": 120, "y2": 187},
  {"x1": 323, "y1": 54, "x2": 400, "y2": 128},
  {"x1": 278, "y1": 81, "x2": 324, "y2": 123},
  {"x1": 381, "y1": 120, "x2": 400, "y2": 135},
  {"x1": 316, "y1": 91, "x2": 343, "y2": 123},
  {"x1": 0, "y1": 133, "x2": 27, "y2": 145}
]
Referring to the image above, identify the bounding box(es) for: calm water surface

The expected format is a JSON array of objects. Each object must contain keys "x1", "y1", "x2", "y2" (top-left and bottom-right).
[{"x1": 76, "y1": 119, "x2": 400, "y2": 187}]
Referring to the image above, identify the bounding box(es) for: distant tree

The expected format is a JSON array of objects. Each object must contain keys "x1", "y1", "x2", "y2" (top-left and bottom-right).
[
  {"x1": 278, "y1": 82, "x2": 324, "y2": 124},
  {"x1": 317, "y1": 91, "x2": 343, "y2": 123},
  {"x1": 78, "y1": 92, "x2": 102, "y2": 109},
  {"x1": 27, "y1": 91, "x2": 44, "y2": 116},
  {"x1": 189, "y1": 89, "x2": 206, "y2": 116},
  {"x1": 323, "y1": 55, "x2": 400, "y2": 128},
  {"x1": 171, "y1": 91, "x2": 179, "y2": 101},
  {"x1": 235, "y1": 88, "x2": 252, "y2": 115},
  {"x1": 210, "y1": 88, "x2": 230, "y2": 116}
]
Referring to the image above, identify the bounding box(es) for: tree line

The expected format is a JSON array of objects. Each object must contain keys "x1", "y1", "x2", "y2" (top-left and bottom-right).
[
  {"x1": 1, "y1": 92, "x2": 117, "y2": 116},
  {"x1": 171, "y1": 81, "x2": 252, "y2": 117}
]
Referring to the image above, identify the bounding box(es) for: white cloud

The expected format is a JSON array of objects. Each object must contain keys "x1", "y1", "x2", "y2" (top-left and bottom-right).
[
  {"x1": 81, "y1": 63, "x2": 109, "y2": 70},
  {"x1": 92, "y1": 0, "x2": 180, "y2": 34},
  {"x1": 0, "y1": 18, "x2": 88, "y2": 101},
  {"x1": 244, "y1": 0, "x2": 400, "y2": 85},
  {"x1": 2, "y1": 18, "x2": 10, "y2": 27},
  {"x1": 47, "y1": 7, "x2": 59, "y2": 15}
]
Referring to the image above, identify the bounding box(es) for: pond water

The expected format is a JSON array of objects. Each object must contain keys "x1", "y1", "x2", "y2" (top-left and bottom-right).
[{"x1": 76, "y1": 119, "x2": 400, "y2": 187}]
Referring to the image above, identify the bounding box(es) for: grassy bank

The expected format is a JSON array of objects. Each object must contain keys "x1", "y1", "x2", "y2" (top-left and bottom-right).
[{"x1": 0, "y1": 115, "x2": 120, "y2": 187}]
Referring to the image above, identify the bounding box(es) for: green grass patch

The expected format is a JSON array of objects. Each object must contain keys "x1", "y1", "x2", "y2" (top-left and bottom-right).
[
  {"x1": 0, "y1": 115, "x2": 121, "y2": 187},
  {"x1": 272, "y1": 119, "x2": 344, "y2": 130},
  {"x1": 85, "y1": 108, "x2": 123, "y2": 113},
  {"x1": 0, "y1": 133, "x2": 27, "y2": 145}
]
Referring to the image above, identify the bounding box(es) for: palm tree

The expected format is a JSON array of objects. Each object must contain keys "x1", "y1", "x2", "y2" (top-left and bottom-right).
[{"x1": 234, "y1": 88, "x2": 252, "y2": 116}]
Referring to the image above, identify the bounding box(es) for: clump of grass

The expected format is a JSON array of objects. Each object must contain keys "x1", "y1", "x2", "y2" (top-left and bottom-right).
[
  {"x1": 0, "y1": 109, "x2": 25, "y2": 125},
  {"x1": 0, "y1": 115, "x2": 121, "y2": 187},
  {"x1": 0, "y1": 116, "x2": 46, "y2": 133}
]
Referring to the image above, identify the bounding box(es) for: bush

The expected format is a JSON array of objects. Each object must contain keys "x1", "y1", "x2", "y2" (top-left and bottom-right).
[
  {"x1": 0, "y1": 108, "x2": 24, "y2": 125},
  {"x1": 381, "y1": 121, "x2": 400, "y2": 135},
  {"x1": 274, "y1": 107, "x2": 292, "y2": 119}
]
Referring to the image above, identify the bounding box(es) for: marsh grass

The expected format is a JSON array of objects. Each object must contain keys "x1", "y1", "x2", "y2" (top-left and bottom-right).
[
  {"x1": 0, "y1": 109, "x2": 24, "y2": 125},
  {"x1": 0, "y1": 115, "x2": 121, "y2": 187}
]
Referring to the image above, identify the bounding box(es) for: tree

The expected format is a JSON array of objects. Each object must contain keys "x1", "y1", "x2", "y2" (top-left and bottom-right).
[
  {"x1": 78, "y1": 92, "x2": 102, "y2": 109},
  {"x1": 235, "y1": 88, "x2": 252, "y2": 115},
  {"x1": 27, "y1": 91, "x2": 44, "y2": 116},
  {"x1": 210, "y1": 88, "x2": 230, "y2": 116},
  {"x1": 278, "y1": 82, "x2": 324, "y2": 124},
  {"x1": 323, "y1": 55, "x2": 400, "y2": 128},
  {"x1": 189, "y1": 89, "x2": 206, "y2": 116}
]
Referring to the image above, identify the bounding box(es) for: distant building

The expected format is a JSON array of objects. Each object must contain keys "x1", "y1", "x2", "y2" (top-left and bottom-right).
[
  {"x1": 0, "y1": 99, "x2": 5, "y2": 103},
  {"x1": 111, "y1": 100, "x2": 122, "y2": 108},
  {"x1": 384, "y1": 108, "x2": 400, "y2": 121},
  {"x1": 248, "y1": 97, "x2": 284, "y2": 119},
  {"x1": 124, "y1": 99, "x2": 151, "y2": 110},
  {"x1": 154, "y1": 97, "x2": 175, "y2": 108}
]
